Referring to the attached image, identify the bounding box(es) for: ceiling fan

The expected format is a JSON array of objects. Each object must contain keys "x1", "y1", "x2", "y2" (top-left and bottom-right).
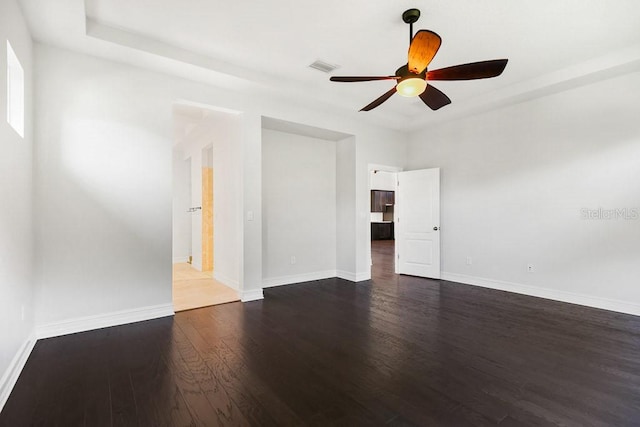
[{"x1": 330, "y1": 8, "x2": 508, "y2": 112}]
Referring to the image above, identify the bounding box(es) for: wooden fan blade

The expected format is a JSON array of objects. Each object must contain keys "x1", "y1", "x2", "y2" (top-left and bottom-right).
[
  {"x1": 360, "y1": 87, "x2": 397, "y2": 111},
  {"x1": 427, "y1": 59, "x2": 508, "y2": 81},
  {"x1": 419, "y1": 84, "x2": 451, "y2": 111},
  {"x1": 330, "y1": 76, "x2": 399, "y2": 82},
  {"x1": 408, "y1": 30, "x2": 442, "y2": 75}
]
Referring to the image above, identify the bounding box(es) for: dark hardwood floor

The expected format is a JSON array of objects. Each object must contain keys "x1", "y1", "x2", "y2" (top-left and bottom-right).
[{"x1": 2, "y1": 240, "x2": 640, "y2": 426}]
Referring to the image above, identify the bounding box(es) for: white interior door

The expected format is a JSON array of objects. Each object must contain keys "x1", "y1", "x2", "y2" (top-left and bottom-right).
[{"x1": 396, "y1": 168, "x2": 440, "y2": 278}]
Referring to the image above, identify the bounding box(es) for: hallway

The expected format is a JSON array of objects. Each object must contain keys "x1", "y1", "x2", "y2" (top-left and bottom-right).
[
  {"x1": 172, "y1": 263, "x2": 239, "y2": 311},
  {"x1": 371, "y1": 239, "x2": 395, "y2": 279}
]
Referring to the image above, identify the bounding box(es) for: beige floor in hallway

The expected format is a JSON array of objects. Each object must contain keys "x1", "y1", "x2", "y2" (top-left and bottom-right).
[{"x1": 172, "y1": 263, "x2": 240, "y2": 312}]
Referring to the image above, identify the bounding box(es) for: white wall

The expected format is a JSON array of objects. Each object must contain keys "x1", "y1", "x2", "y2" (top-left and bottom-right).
[
  {"x1": 0, "y1": 0, "x2": 35, "y2": 409},
  {"x1": 33, "y1": 44, "x2": 269, "y2": 323},
  {"x1": 211, "y1": 116, "x2": 242, "y2": 289},
  {"x1": 32, "y1": 43, "x2": 407, "y2": 325},
  {"x1": 172, "y1": 154, "x2": 191, "y2": 262},
  {"x1": 240, "y1": 112, "x2": 263, "y2": 300},
  {"x1": 262, "y1": 129, "x2": 336, "y2": 285},
  {"x1": 370, "y1": 170, "x2": 396, "y2": 191},
  {"x1": 336, "y1": 137, "x2": 357, "y2": 279},
  {"x1": 407, "y1": 72, "x2": 640, "y2": 314},
  {"x1": 34, "y1": 46, "x2": 175, "y2": 326}
]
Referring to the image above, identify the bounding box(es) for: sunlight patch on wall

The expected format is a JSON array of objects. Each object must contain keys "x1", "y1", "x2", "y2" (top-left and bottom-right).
[{"x1": 60, "y1": 117, "x2": 168, "y2": 240}]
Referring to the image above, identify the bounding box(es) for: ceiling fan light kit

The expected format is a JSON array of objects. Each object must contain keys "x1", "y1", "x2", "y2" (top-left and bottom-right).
[
  {"x1": 394, "y1": 64, "x2": 427, "y2": 97},
  {"x1": 396, "y1": 77, "x2": 427, "y2": 97},
  {"x1": 330, "y1": 8, "x2": 508, "y2": 112}
]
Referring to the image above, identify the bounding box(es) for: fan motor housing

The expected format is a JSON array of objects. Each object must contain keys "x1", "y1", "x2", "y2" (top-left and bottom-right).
[{"x1": 395, "y1": 64, "x2": 426, "y2": 80}]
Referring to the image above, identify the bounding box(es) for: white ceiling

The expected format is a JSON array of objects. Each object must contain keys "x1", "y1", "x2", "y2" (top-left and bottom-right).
[{"x1": 19, "y1": 0, "x2": 640, "y2": 131}]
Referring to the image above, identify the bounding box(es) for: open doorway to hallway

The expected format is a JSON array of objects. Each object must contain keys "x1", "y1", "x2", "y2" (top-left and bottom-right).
[
  {"x1": 370, "y1": 168, "x2": 398, "y2": 276},
  {"x1": 172, "y1": 104, "x2": 242, "y2": 311}
]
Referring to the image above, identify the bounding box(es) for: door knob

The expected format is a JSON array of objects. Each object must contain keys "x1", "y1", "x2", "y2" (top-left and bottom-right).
[{"x1": 433, "y1": 226, "x2": 439, "y2": 231}]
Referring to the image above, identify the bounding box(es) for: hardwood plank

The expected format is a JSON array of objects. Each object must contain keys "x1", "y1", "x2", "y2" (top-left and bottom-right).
[
  {"x1": 2, "y1": 240, "x2": 640, "y2": 426},
  {"x1": 177, "y1": 318, "x2": 300, "y2": 426},
  {"x1": 171, "y1": 321, "x2": 254, "y2": 426},
  {"x1": 107, "y1": 327, "x2": 141, "y2": 427},
  {"x1": 80, "y1": 328, "x2": 113, "y2": 427},
  {"x1": 127, "y1": 318, "x2": 196, "y2": 427}
]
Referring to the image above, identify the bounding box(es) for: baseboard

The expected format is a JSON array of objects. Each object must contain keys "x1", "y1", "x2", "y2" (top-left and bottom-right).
[
  {"x1": 35, "y1": 304, "x2": 175, "y2": 339},
  {"x1": 336, "y1": 270, "x2": 356, "y2": 281},
  {"x1": 172, "y1": 256, "x2": 189, "y2": 264},
  {"x1": 213, "y1": 271, "x2": 240, "y2": 291},
  {"x1": 0, "y1": 332, "x2": 36, "y2": 412},
  {"x1": 262, "y1": 270, "x2": 337, "y2": 288},
  {"x1": 355, "y1": 271, "x2": 371, "y2": 282},
  {"x1": 192, "y1": 261, "x2": 202, "y2": 271},
  {"x1": 336, "y1": 270, "x2": 371, "y2": 282},
  {"x1": 241, "y1": 289, "x2": 264, "y2": 302},
  {"x1": 442, "y1": 272, "x2": 640, "y2": 317}
]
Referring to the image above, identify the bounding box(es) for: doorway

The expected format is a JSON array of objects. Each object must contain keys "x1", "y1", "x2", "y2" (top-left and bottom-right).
[
  {"x1": 368, "y1": 165, "x2": 442, "y2": 280},
  {"x1": 172, "y1": 104, "x2": 241, "y2": 311},
  {"x1": 369, "y1": 167, "x2": 400, "y2": 277}
]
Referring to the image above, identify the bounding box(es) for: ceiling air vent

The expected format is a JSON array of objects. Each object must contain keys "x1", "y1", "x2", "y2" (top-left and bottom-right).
[{"x1": 309, "y1": 60, "x2": 339, "y2": 73}]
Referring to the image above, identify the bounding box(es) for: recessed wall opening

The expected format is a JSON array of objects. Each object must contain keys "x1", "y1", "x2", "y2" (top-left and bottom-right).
[{"x1": 261, "y1": 116, "x2": 353, "y2": 287}]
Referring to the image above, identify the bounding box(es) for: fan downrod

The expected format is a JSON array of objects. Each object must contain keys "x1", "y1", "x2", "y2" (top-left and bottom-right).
[{"x1": 402, "y1": 8, "x2": 420, "y2": 42}]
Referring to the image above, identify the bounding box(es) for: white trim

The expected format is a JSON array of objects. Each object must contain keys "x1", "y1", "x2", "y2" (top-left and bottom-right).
[
  {"x1": 172, "y1": 256, "x2": 190, "y2": 264},
  {"x1": 35, "y1": 304, "x2": 175, "y2": 339},
  {"x1": 355, "y1": 271, "x2": 371, "y2": 282},
  {"x1": 262, "y1": 270, "x2": 337, "y2": 288},
  {"x1": 241, "y1": 289, "x2": 264, "y2": 302},
  {"x1": 442, "y1": 272, "x2": 640, "y2": 317},
  {"x1": 213, "y1": 271, "x2": 240, "y2": 291},
  {"x1": 336, "y1": 270, "x2": 371, "y2": 282},
  {"x1": 368, "y1": 164, "x2": 403, "y2": 174},
  {"x1": 192, "y1": 261, "x2": 202, "y2": 271},
  {"x1": 0, "y1": 332, "x2": 36, "y2": 412},
  {"x1": 336, "y1": 270, "x2": 356, "y2": 281}
]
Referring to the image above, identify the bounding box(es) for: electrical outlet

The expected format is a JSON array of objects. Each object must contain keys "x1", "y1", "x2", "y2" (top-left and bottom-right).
[
  {"x1": 527, "y1": 264, "x2": 535, "y2": 273},
  {"x1": 290, "y1": 256, "x2": 296, "y2": 265},
  {"x1": 466, "y1": 257, "x2": 473, "y2": 266}
]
